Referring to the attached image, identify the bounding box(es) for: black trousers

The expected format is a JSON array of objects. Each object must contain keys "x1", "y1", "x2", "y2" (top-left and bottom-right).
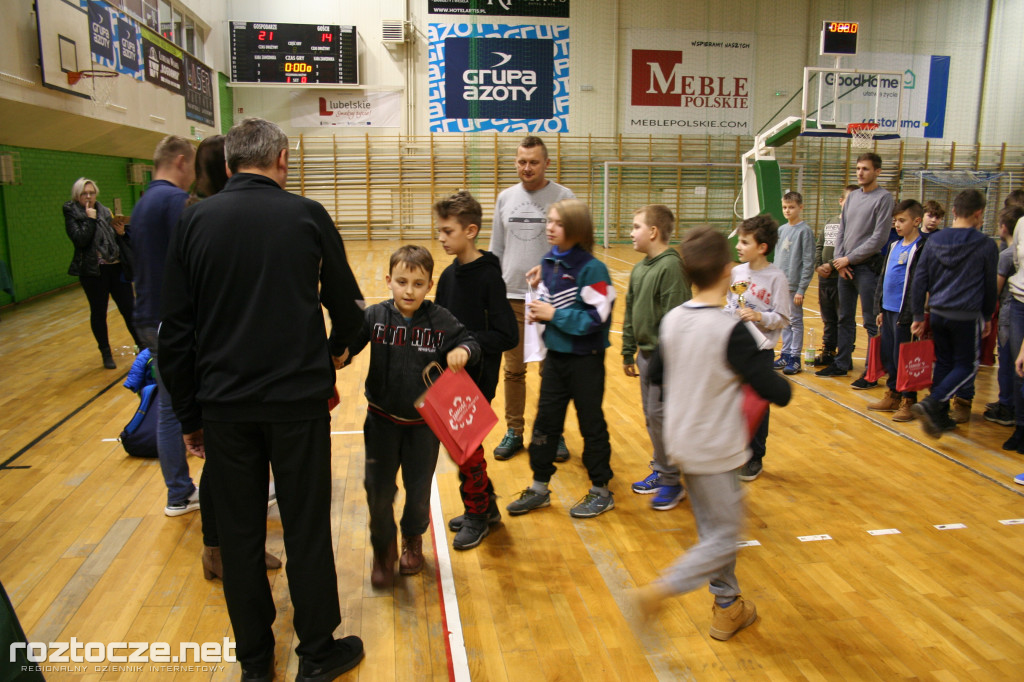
[
  {"x1": 79, "y1": 263, "x2": 141, "y2": 350},
  {"x1": 363, "y1": 411, "x2": 440, "y2": 554},
  {"x1": 203, "y1": 417, "x2": 340, "y2": 668},
  {"x1": 529, "y1": 350, "x2": 613, "y2": 486},
  {"x1": 819, "y1": 277, "x2": 839, "y2": 353}
]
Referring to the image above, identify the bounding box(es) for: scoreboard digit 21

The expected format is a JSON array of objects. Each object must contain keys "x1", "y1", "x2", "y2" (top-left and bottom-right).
[{"x1": 230, "y1": 22, "x2": 358, "y2": 84}]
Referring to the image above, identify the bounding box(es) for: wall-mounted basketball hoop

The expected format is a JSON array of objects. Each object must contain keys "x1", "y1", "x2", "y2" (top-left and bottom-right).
[
  {"x1": 66, "y1": 69, "x2": 119, "y2": 107},
  {"x1": 847, "y1": 122, "x2": 880, "y2": 149}
]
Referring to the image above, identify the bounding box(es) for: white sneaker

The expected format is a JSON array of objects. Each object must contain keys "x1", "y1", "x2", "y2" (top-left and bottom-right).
[{"x1": 164, "y1": 488, "x2": 200, "y2": 517}]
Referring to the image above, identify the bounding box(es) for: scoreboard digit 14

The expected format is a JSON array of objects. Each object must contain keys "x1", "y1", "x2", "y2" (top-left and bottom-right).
[{"x1": 230, "y1": 22, "x2": 358, "y2": 84}]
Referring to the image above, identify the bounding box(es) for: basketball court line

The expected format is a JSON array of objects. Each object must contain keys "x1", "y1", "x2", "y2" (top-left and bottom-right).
[{"x1": 429, "y1": 475, "x2": 470, "y2": 682}]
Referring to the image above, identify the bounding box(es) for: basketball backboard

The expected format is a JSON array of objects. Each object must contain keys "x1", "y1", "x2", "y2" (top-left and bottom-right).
[
  {"x1": 800, "y1": 66, "x2": 905, "y2": 140},
  {"x1": 35, "y1": 0, "x2": 92, "y2": 99}
]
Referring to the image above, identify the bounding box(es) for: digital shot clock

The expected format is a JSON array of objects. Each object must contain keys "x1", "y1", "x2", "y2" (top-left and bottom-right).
[
  {"x1": 820, "y1": 20, "x2": 859, "y2": 56},
  {"x1": 230, "y1": 22, "x2": 358, "y2": 85}
]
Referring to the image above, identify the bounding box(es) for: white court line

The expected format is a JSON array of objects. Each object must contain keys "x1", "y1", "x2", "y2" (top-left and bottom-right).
[{"x1": 429, "y1": 476, "x2": 470, "y2": 682}]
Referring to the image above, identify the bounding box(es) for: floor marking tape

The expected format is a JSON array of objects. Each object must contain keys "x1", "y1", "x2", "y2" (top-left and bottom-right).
[{"x1": 429, "y1": 477, "x2": 470, "y2": 682}]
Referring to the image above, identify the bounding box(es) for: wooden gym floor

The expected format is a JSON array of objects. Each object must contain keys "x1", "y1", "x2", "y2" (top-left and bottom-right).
[{"x1": 2, "y1": 240, "x2": 1024, "y2": 681}]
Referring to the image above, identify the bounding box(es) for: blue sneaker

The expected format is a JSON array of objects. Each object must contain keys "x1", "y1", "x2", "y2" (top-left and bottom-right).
[
  {"x1": 631, "y1": 471, "x2": 662, "y2": 494},
  {"x1": 651, "y1": 485, "x2": 687, "y2": 511},
  {"x1": 773, "y1": 353, "x2": 789, "y2": 370},
  {"x1": 493, "y1": 429, "x2": 524, "y2": 460},
  {"x1": 783, "y1": 355, "x2": 801, "y2": 375},
  {"x1": 1015, "y1": 473, "x2": 1024, "y2": 486}
]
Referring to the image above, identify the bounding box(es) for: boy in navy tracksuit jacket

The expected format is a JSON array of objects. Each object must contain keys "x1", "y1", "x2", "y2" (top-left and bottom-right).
[
  {"x1": 910, "y1": 190, "x2": 999, "y2": 437},
  {"x1": 868, "y1": 199, "x2": 927, "y2": 421},
  {"x1": 345, "y1": 245, "x2": 480, "y2": 588}
]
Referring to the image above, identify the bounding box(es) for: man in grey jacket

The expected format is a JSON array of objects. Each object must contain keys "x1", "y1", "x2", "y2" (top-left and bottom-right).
[{"x1": 816, "y1": 152, "x2": 894, "y2": 385}]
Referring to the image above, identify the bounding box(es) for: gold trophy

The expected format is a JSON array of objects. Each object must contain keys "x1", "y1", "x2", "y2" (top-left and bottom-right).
[{"x1": 729, "y1": 280, "x2": 750, "y2": 308}]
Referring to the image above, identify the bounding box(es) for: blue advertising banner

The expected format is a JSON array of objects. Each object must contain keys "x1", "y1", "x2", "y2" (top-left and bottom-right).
[
  {"x1": 88, "y1": 1, "x2": 115, "y2": 65},
  {"x1": 184, "y1": 53, "x2": 215, "y2": 126},
  {"x1": 85, "y1": 1, "x2": 144, "y2": 80},
  {"x1": 428, "y1": 23, "x2": 568, "y2": 133}
]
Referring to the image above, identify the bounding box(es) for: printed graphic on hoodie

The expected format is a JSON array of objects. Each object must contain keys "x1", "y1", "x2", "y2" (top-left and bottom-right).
[{"x1": 372, "y1": 322, "x2": 445, "y2": 352}]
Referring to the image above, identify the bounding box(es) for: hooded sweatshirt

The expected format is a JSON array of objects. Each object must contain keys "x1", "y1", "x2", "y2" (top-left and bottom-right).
[
  {"x1": 911, "y1": 227, "x2": 998, "y2": 322},
  {"x1": 347, "y1": 300, "x2": 480, "y2": 422},
  {"x1": 435, "y1": 251, "x2": 518, "y2": 402}
]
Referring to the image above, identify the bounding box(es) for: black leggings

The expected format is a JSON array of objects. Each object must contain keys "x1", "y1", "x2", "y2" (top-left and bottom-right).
[{"x1": 79, "y1": 264, "x2": 140, "y2": 350}]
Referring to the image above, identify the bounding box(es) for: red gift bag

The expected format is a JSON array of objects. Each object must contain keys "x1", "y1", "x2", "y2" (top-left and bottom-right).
[
  {"x1": 414, "y1": 362, "x2": 498, "y2": 466},
  {"x1": 864, "y1": 334, "x2": 885, "y2": 383},
  {"x1": 742, "y1": 384, "x2": 769, "y2": 440},
  {"x1": 895, "y1": 338, "x2": 935, "y2": 393}
]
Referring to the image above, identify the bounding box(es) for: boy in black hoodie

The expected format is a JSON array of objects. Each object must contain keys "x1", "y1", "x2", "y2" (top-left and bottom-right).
[
  {"x1": 345, "y1": 245, "x2": 480, "y2": 588},
  {"x1": 910, "y1": 189, "x2": 999, "y2": 437},
  {"x1": 434, "y1": 191, "x2": 519, "y2": 550}
]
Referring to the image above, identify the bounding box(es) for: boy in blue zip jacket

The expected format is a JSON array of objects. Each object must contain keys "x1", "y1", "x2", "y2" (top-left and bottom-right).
[
  {"x1": 867, "y1": 199, "x2": 927, "y2": 421},
  {"x1": 344, "y1": 245, "x2": 481, "y2": 588},
  {"x1": 506, "y1": 199, "x2": 618, "y2": 519},
  {"x1": 910, "y1": 189, "x2": 999, "y2": 437}
]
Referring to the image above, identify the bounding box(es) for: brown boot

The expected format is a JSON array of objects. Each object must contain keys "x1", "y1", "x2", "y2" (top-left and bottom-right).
[
  {"x1": 951, "y1": 397, "x2": 972, "y2": 424},
  {"x1": 892, "y1": 397, "x2": 917, "y2": 422},
  {"x1": 709, "y1": 597, "x2": 757, "y2": 641},
  {"x1": 203, "y1": 547, "x2": 284, "y2": 580},
  {"x1": 202, "y1": 546, "x2": 222, "y2": 580},
  {"x1": 370, "y1": 539, "x2": 398, "y2": 589},
  {"x1": 867, "y1": 390, "x2": 900, "y2": 412},
  {"x1": 399, "y1": 534, "x2": 424, "y2": 575}
]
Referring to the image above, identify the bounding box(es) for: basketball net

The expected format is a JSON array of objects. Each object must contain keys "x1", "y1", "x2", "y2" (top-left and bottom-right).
[
  {"x1": 67, "y1": 70, "x2": 118, "y2": 108},
  {"x1": 847, "y1": 122, "x2": 879, "y2": 150}
]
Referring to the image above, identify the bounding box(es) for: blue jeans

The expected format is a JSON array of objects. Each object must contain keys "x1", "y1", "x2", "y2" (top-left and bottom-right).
[
  {"x1": 836, "y1": 264, "x2": 879, "y2": 371},
  {"x1": 780, "y1": 293, "x2": 804, "y2": 358},
  {"x1": 138, "y1": 325, "x2": 195, "y2": 506},
  {"x1": 998, "y1": 324, "x2": 1013, "y2": 406},
  {"x1": 928, "y1": 313, "x2": 983, "y2": 405}
]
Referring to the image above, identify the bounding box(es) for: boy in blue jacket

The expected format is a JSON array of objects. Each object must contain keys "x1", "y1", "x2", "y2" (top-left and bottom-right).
[{"x1": 910, "y1": 190, "x2": 999, "y2": 437}]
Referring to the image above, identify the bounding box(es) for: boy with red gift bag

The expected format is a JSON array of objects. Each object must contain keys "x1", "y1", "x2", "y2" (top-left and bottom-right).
[
  {"x1": 910, "y1": 190, "x2": 999, "y2": 437},
  {"x1": 434, "y1": 191, "x2": 518, "y2": 550},
  {"x1": 867, "y1": 199, "x2": 927, "y2": 421},
  {"x1": 344, "y1": 245, "x2": 480, "y2": 587}
]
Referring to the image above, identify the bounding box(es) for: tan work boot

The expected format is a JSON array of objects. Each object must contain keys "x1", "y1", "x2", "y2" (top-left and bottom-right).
[
  {"x1": 370, "y1": 538, "x2": 398, "y2": 589},
  {"x1": 892, "y1": 397, "x2": 917, "y2": 422},
  {"x1": 867, "y1": 390, "x2": 900, "y2": 412},
  {"x1": 709, "y1": 597, "x2": 758, "y2": 641},
  {"x1": 951, "y1": 397, "x2": 972, "y2": 424},
  {"x1": 399, "y1": 534, "x2": 424, "y2": 575}
]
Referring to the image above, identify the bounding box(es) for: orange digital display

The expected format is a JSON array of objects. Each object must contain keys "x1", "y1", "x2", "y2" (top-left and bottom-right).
[{"x1": 827, "y1": 22, "x2": 859, "y2": 34}]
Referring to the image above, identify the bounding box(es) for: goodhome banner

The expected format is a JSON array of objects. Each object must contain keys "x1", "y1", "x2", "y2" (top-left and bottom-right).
[{"x1": 624, "y1": 29, "x2": 755, "y2": 135}]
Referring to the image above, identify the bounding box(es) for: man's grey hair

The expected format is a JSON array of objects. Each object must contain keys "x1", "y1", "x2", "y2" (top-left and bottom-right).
[{"x1": 225, "y1": 117, "x2": 289, "y2": 173}]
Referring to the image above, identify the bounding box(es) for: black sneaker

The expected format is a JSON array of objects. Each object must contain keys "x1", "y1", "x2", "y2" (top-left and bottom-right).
[
  {"x1": 813, "y1": 350, "x2": 836, "y2": 367},
  {"x1": 493, "y1": 429, "x2": 524, "y2": 460},
  {"x1": 850, "y1": 375, "x2": 877, "y2": 390},
  {"x1": 911, "y1": 400, "x2": 956, "y2": 439},
  {"x1": 555, "y1": 436, "x2": 570, "y2": 462},
  {"x1": 452, "y1": 515, "x2": 492, "y2": 550},
  {"x1": 448, "y1": 503, "x2": 501, "y2": 531},
  {"x1": 815, "y1": 363, "x2": 848, "y2": 377},
  {"x1": 240, "y1": 654, "x2": 274, "y2": 682},
  {"x1": 984, "y1": 403, "x2": 1015, "y2": 426},
  {"x1": 1003, "y1": 425, "x2": 1024, "y2": 450},
  {"x1": 296, "y1": 636, "x2": 364, "y2": 682},
  {"x1": 738, "y1": 459, "x2": 763, "y2": 482}
]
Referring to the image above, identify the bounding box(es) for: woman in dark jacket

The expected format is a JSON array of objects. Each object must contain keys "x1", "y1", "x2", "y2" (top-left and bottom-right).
[{"x1": 63, "y1": 176, "x2": 141, "y2": 368}]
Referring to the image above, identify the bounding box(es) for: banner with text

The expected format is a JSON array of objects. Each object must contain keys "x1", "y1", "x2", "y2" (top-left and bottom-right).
[
  {"x1": 86, "y1": 0, "x2": 144, "y2": 80},
  {"x1": 624, "y1": 29, "x2": 755, "y2": 136},
  {"x1": 141, "y1": 27, "x2": 183, "y2": 95},
  {"x1": 428, "y1": 23, "x2": 569, "y2": 133},
  {"x1": 814, "y1": 52, "x2": 950, "y2": 139},
  {"x1": 291, "y1": 91, "x2": 402, "y2": 128},
  {"x1": 183, "y1": 54, "x2": 214, "y2": 126},
  {"x1": 429, "y1": 0, "x2": 569, "y2": 17}
]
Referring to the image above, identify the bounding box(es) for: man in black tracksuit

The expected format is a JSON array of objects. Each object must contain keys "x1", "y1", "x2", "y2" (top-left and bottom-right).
[{"x1": 159, "y1": 118, "x2": 366, "y2": 682}]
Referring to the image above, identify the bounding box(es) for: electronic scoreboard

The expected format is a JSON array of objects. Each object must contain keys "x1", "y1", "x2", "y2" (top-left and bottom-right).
[
  {"x1": 230, "y1": 22, "x2": 358, "y2": 84},
  {"x1": 820, "y1": 21, "x2": 859, "y2": 57}
]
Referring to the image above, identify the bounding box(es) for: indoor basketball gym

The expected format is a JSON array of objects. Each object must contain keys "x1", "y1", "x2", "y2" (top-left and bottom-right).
[{"x1": 2, "y1": 1, "x2": 1024, "y2": 680}]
